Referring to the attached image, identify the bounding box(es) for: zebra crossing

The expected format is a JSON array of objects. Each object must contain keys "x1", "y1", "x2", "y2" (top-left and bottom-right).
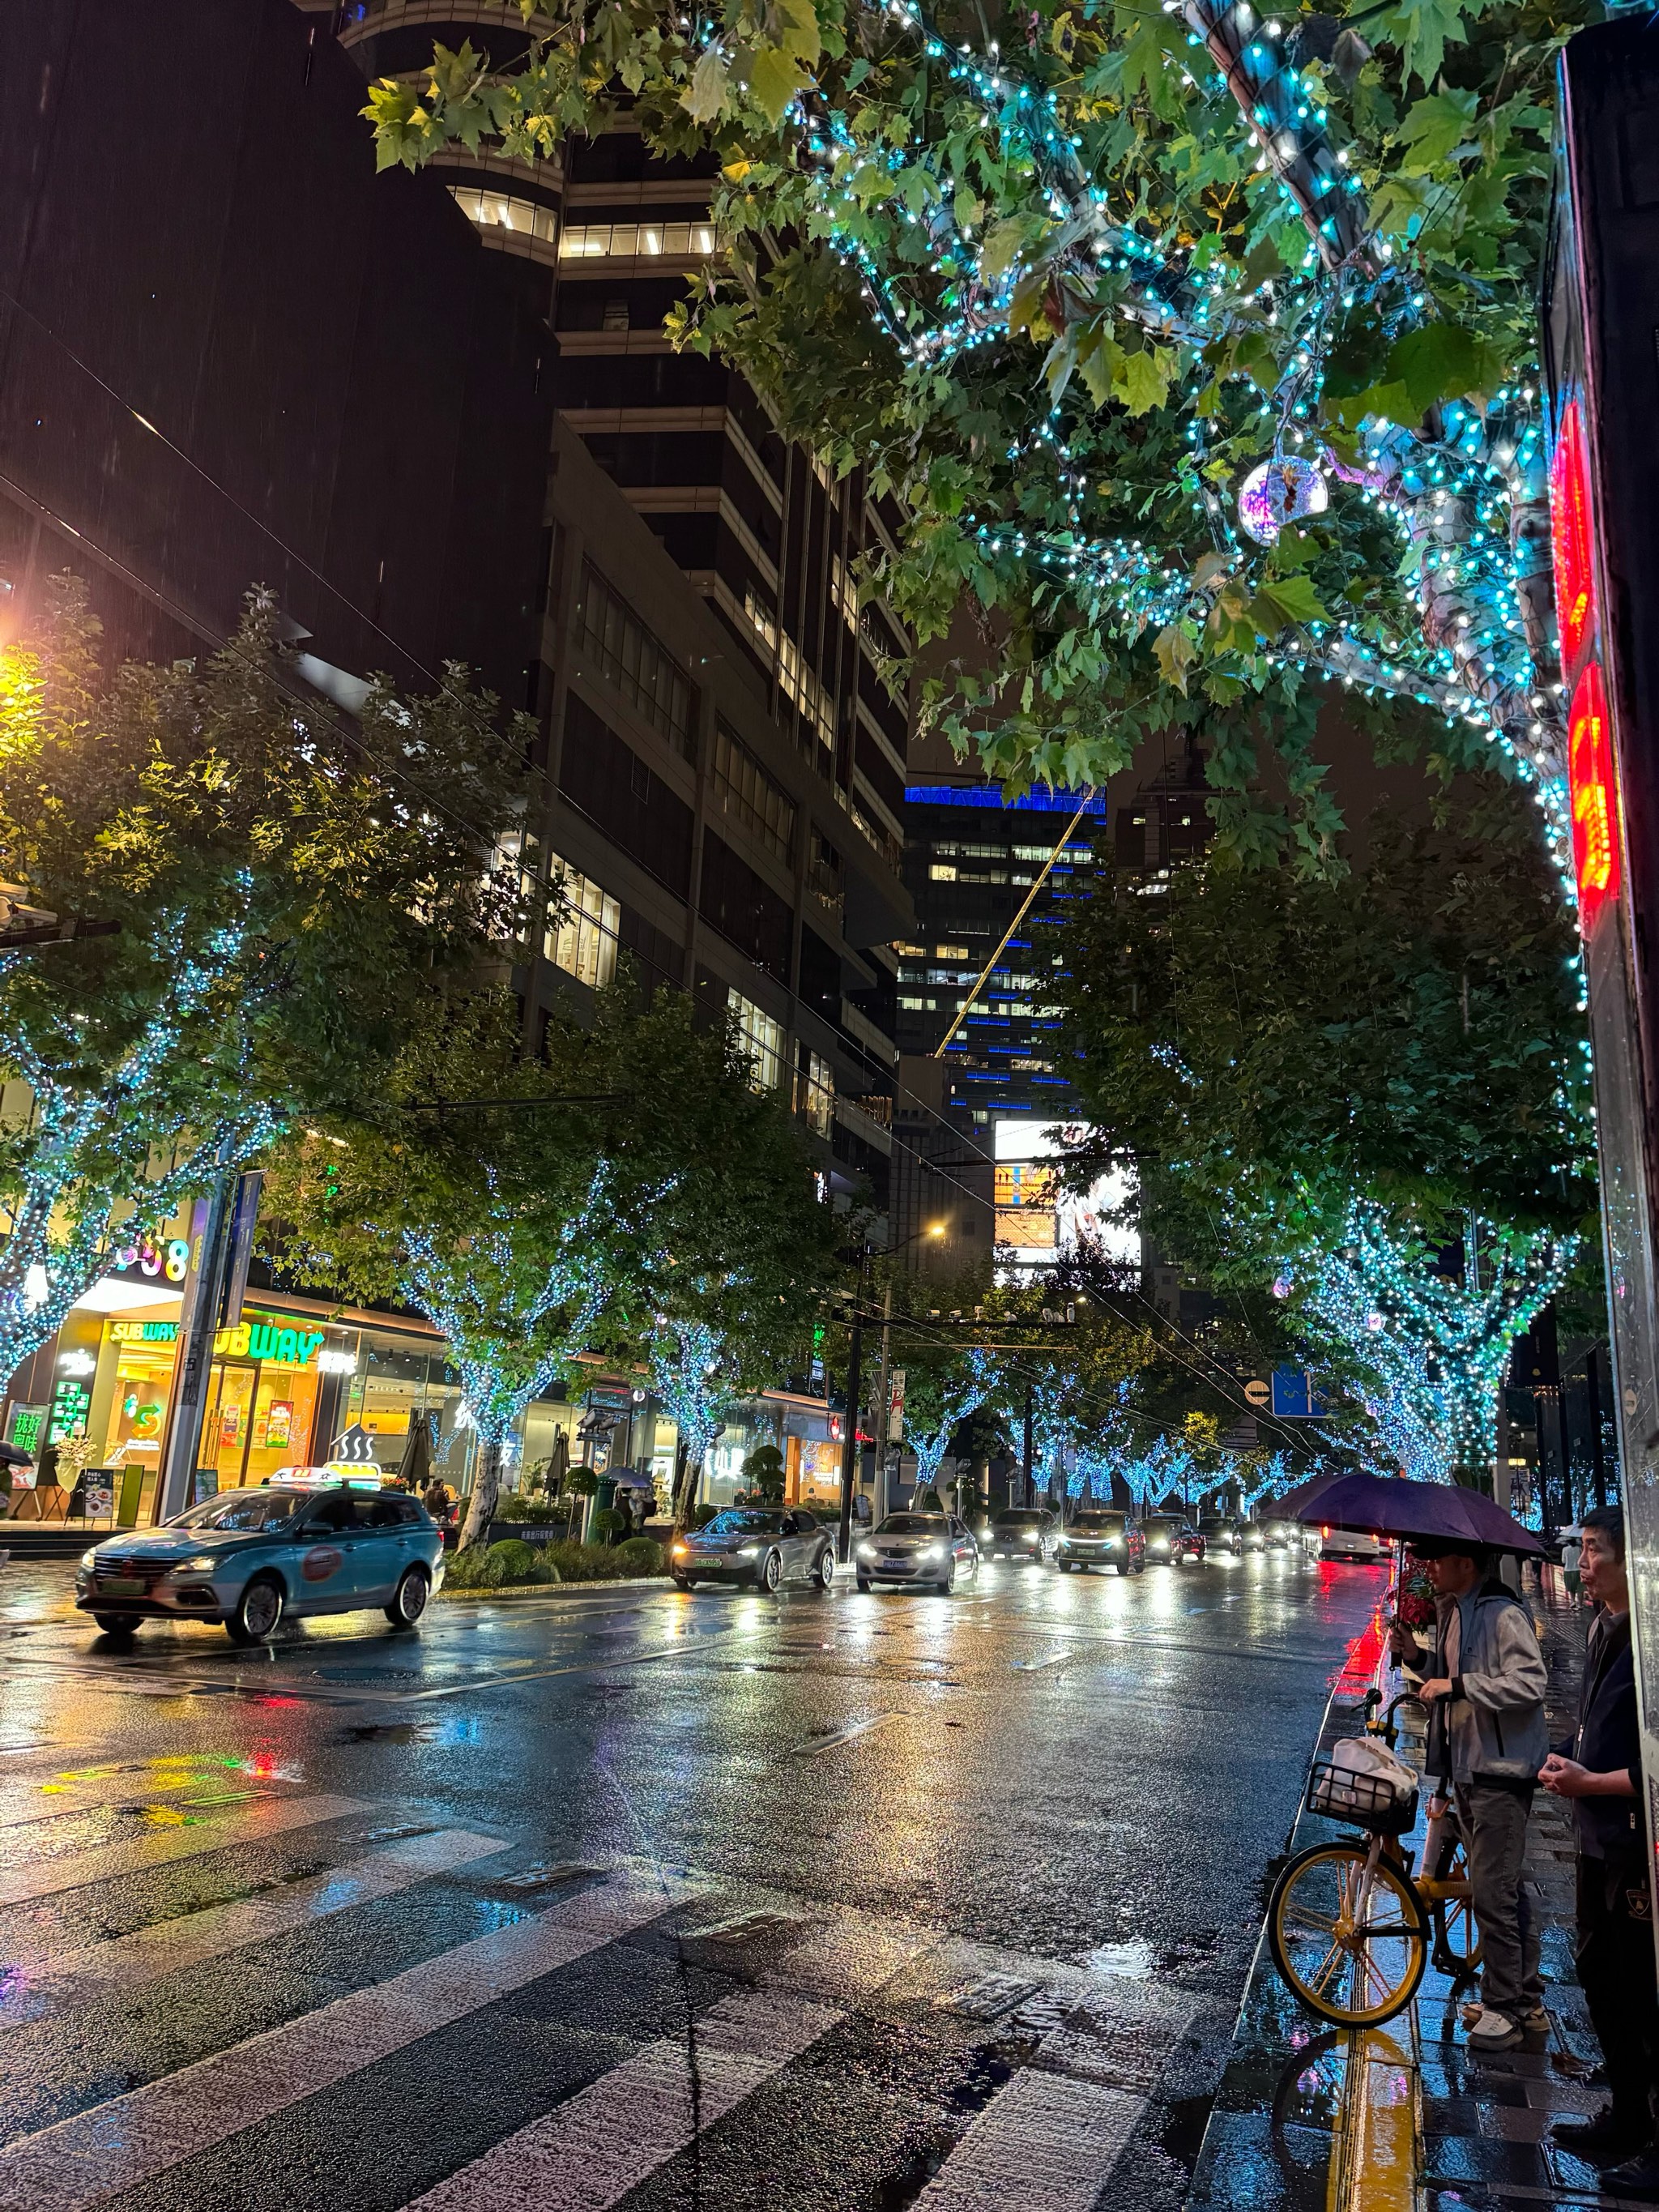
[{"x1": 0, "y1": 1753, "x2": 1208, "y2": 2212}]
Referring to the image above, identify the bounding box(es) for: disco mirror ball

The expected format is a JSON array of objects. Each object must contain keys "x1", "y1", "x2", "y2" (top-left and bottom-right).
[{"x1": 1237, "y1": 455, "x2": 1329, "y2": 546}]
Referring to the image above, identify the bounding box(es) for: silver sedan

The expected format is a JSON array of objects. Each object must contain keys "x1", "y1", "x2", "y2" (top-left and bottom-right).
[{"x1": 853, "y1": 1511, "x2": 979, "y2": 1595}]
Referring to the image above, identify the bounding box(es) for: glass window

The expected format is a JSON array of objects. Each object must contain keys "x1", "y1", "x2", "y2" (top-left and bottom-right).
[
  {"x1": 173, "y1": 1489, "x2": 309, "y2": 1531},
  {"x1": 574, "y1": 564, "x2": 695, "y2": 761},
  {"x1": 545, "y1": 858, "x2": 620, "y2": 989},
  {"x1": 447, "y1": 188, "x2": 558, "y2": 247},
  {"x1": 877, "y1": 1514, "x2": 944, "y2": 1534},
  {"x1": 713, "y1": 723, "x2": 794, "y2": 866},
  {"x1": 558, "y1": 222, "x2": 716, "y2": 259},
  {"x1": 793, "y1": 1048, "x2": 834, "y2": 1138},
  {"x1": 727, "y1": 989, "x2": 784, "y2": 1091}
]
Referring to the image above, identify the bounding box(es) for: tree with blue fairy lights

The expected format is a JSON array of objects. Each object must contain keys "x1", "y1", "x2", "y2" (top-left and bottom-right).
[{"x1": 365, "y1": 0, "x2": 1585, "y2": 867}]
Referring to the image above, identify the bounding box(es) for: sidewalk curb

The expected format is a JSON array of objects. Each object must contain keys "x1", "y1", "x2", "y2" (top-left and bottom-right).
[{"x1": 439, "y1": 1578, "x2": 673, "y2": 1604}]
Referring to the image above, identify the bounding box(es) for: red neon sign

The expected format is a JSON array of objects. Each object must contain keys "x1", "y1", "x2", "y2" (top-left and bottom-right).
[
  {"x1": 1568, "y1": 658, "x2": 1620, "y2": 930},
  {"x1": 1550, "y1": 396, "x2": 1597, "y2": 674}
]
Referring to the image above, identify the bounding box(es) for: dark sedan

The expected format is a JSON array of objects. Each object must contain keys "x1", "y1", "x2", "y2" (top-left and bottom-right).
[
  {"x1": 1142, "y1": 1514, "x2": 1206, "y2": 1566},
  {"x1": 670, "y1": 1508, "x2": 835, "y2": 1595},
  {"x1": 980, "y1": 1508, "x2": 1056, "y2": 1563},
  {"x1": 1058, "y1": 1511, "x2": 1144, "y2": 1575},
  {"x1": 1199, "y1": 1514, "x2": 1243, "y2": 1557}
]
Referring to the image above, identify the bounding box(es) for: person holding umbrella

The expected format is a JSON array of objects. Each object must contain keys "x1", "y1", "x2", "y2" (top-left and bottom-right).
[
  {"x1": 1539, "y1": 1505, "x2": 1658, "y2": 2189},
  {"x1": 1389, "y1": 1535, "x2": 1550, "y2": 2050}
]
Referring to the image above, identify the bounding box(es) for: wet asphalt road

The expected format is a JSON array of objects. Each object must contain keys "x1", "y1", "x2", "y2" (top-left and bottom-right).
[{"x1": 0, "y1": 1546, "x2": 1383, "y2": 2211}]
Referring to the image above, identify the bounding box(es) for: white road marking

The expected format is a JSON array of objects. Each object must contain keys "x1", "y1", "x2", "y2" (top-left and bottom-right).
[
  {"x1": 0, "y1": 1873, "x2": 690, "y2": 2212},
  {"x1": 1009, "y1": 1650, "x2": 1073, "y2": 1672},
  {"x1": 911, "y1": 2070, "x2": 1147, "y2": 2209},
  {"x1": 0, "y1": 1826, "x2": 509, "y2": 2001},
  {"x1": 792, "y1": 1712, "x2": 900, "y2": 1755},
  {"x1": 0, "y1": 1792, "x2": 367, "y2": 1906},
  {"x1": 399, "y1": 1984, "x2": 842, "y2": 2212}
]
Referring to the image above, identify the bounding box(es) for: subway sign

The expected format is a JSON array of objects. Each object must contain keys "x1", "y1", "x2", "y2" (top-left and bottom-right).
[{"x1": 109, "y1": 1316, "x2": 326, "y2": 1367}]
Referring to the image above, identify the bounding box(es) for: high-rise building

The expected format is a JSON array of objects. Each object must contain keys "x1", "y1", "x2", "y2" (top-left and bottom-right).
[{"x1": 301, "y1": 0, "x2": 915, "y2": 1205}]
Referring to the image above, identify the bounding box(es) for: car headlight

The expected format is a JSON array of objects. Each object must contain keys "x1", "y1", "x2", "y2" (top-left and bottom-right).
[
  {"x1": 920, "y1": 1544, "x2": 945, "y2": 1561},
  {"x1": 672, "y1": 1543, "x2": 688, "y2": 1556},
  {"x1": 79, "y1": 1548, "x2": 97, "y2": 1571},
  {"x1": 172, "y1": 1556, "x2": 221, "y2": 1575},
  {"x1": 737, "y1": 1545, "x2": 760, "y2": 1557},
  {"x1": 856, "y1": 1542, "x2": 875, "y2": 1560}
]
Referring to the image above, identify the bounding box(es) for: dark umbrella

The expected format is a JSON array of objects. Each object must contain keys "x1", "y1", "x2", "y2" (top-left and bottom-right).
[
  {"x1": 0, "y1": 1442, "x2": 33, "y2": 1468},
  {"x1": 1263, "y1": 1469, "x2": 1546, "y2": 1555},
  {"x1": 396, "y1": 1412, "x2": 432, "y2": 1490}
]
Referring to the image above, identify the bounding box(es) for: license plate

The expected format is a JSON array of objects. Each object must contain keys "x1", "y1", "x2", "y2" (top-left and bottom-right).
[{"x1": 97, "y1": 1576, "x2": 145, "y2": 1596}]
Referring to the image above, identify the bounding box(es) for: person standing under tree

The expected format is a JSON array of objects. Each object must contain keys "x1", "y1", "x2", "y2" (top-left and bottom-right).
[
  {"x1": 1542, "y1": 1505, "x2": 1659, "y2": 2193},
  {"x1": 1390, "y1": 1538, "x2": 1550, "y2": 2049}
]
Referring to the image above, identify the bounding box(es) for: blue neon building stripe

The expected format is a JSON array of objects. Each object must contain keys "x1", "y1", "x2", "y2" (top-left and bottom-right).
[{"x1": 904, "y1": 784, "x2": 1107, "y2": 816}]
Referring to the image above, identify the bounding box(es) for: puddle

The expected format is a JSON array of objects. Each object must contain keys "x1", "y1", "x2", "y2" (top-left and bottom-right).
[{"x1": 1075, "y1": 1938, "x2": 1158, "y2": 1979}]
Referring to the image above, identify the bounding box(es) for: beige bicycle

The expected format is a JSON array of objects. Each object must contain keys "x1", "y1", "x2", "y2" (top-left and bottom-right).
[{"x1": 1268, "y1": 1693, "x2": 1481, "y2": 2027}]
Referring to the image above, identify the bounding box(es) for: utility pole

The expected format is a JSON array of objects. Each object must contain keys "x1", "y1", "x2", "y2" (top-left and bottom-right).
[
  {"x1": 836, "y1": 1296, "x2": 864, "y2": 1565},
  {"x1": 156, "y1": 1150, "x2": 237, "y2": 1522},
  {"x1": 1022, "y1": 1383, "x2": 1034, "y2": 1510},
  {"x1": 869, "y1": 1282, "x2": 893, "y2": 1527}
]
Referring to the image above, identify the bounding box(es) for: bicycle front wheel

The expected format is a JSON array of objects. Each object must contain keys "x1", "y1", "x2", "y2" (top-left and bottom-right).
[{"x1": 1269, "y1": 1840, "x2": 1430, "y2": 2026}]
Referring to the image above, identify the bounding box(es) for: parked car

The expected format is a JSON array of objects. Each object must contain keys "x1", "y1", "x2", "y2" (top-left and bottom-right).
[
  {"x1": 75, "y1": 1483, "x2": 444, "y2": 1644},
  {"x1": 1142, "y1": 1514, "x2": 1207, "y2": 1566},
  {"x1": 1057, "y1": 1511, "x2": 1144, "y2": 1575},
  {"x1": 1317, "y1": 1524, "x2": 1389, "y2": 1563},
  {"x1": 670, "y1": 1507, "x2": 835, "y2": 1594},
  {"x1": 981, "y1": 1507, "x2": 1057, "y2": 1563},
  {"x1": 855, "y1": 1512, "x2": 979, "y2": 1594},
  {"x1": 1198, "y1": 1513, "x2": 1244, "y2": 1557}
]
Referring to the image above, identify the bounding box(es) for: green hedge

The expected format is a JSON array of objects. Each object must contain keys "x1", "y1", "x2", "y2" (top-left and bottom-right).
[{"x1": 445, "y1": 1535, "x2": 664, "y2": 1591}]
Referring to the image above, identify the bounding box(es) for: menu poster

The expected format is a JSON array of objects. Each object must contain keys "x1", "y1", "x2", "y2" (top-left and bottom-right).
[{"x1": 265, "y1": 1400, "x2": 294, "y2": 1449}]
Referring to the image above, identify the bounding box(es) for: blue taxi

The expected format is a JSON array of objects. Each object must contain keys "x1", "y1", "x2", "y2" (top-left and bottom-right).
[{"x1": 75, "y1": 1481, "x2": 445, "y2": 1644}]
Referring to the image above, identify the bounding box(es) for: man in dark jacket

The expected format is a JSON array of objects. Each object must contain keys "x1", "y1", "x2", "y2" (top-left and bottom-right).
[
  {"x1": 1542, "y1": 1505, "x2": 1657, "y2": 2188},
  {"x1": 1391, "y1": 1538, "x2": 1549, "y2": 2048}
]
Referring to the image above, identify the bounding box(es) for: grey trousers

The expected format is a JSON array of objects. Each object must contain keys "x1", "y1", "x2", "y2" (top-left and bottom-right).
[{"x1": 1455, "y1": 1781, "x2": 1542, "y2": 2014}]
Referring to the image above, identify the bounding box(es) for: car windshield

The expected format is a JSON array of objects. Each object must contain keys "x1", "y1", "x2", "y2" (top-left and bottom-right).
[
  {"x1": 173, "y1": 1490, "x2": 307, "y2": 1532},
  {"x1": 1073, "y1": 1514, "x2": 1125, "y2": 1532},
  {"x1": 995, "y1": 1511, "x2": 1043, "y2": 1527},
  {"x1": 1199, "y1": 1516, "x2": 1232, "y2": 1529},
  {"x1": 1145, "y1": 1516, "x2": 1179, "y2": 1535},
  {"x1": 705, "y1": 1510, "x2": 786, "y2": 1535},
  {"x1": 877, "y1": 1514, "x2": 942, "y2": 1535}
]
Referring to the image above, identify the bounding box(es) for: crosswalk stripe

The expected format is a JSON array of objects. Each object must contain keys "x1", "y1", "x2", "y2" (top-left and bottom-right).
[
  {"x1": 400, "y1": 1984, "x2": 843, "y2": 2212},
  {"x1": 0, "y1": 1873, "x2": 688, "y2": 2212},
  {"x1": 911, "y1": 2070, "x2": 1147, "y2": 2210},
  {"x1": 0, "y1": 1791, "x2": 367, "y2": 1907},
  {"x1": 0, "y1": 1826, "x2": 509, "y2": 2005}
]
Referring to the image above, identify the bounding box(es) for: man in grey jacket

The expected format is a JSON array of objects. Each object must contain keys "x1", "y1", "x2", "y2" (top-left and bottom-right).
[{"x1": 1391, "y1": 1537, "x2": 1550, "y2": 2048}]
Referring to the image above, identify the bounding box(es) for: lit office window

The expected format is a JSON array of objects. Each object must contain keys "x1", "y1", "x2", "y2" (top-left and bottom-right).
[
  {"x1": 448, "y1": 188, "x2": 558, "y2": 246},
  {"x1": 793, "y1": 1049, "x2": 834, "y2": 1138},
  {"x1": 728, "y1": 989, "x2": 784, "y2": 1091},
  {"x1": 559, "y1": 222, "x2": 717, "y2": 259},
  {"x1": 545, "y1": 860, "x2": 620, "y2": 989}
]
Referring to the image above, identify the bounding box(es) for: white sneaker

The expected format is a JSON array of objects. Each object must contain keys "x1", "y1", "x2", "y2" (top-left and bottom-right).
[{"x1": 1466, "y1": 2007, "x2": 1523, "y2": 2049}]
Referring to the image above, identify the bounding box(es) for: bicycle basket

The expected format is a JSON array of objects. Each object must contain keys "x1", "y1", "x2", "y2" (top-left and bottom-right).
[{"x1": 1306, "y1": 1753, "x2": 1419, "y2": 1834}]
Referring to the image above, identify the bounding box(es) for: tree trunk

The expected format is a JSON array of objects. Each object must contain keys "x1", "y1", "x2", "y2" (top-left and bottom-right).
[
  {"x1": 460, "y1": 1433, "x2": 505, "y2": 1550},
  {"x1": 673, "y1": 1450, "x2": 704, "y2": 1536}
]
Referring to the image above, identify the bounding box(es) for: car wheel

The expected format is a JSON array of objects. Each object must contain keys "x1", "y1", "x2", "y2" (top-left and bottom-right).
[
  {"x1": 385, "y1": 1567, "x2": 429, "y2": 1629},
  {"x1": 672, "y1": 1573, "x2": 694, "y2": 1591},
  {"x1": 92, "y1": 1613, "x2": 138, "y2": 1640},
  {"x1": 856, "y1": 1574, "x2": 872, "y2": 1592},
  {"x1": 1058, "y1": 1559, "x2": 1072, "y2": 1573},
  {"x1": 757, "y1": 1549, "x2": 782, "y2": 1594},
  {"x1": 938, "y1": 1558, "x2": 957, "y2": 1595},
  {"x1": 226, "y1": 1574, "x2": 284, "y2": 1645},
  {"x1": 813, "y1": 1547, "x2": 835, "y2": 1592}
]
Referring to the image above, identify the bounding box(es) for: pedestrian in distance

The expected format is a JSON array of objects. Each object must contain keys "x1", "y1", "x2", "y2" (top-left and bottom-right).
[
  {"x1": 1542, "y1": 1505, "x2": 1659, "y2": 2190},
  {"x1": 1560, "y1": 1526, "x2": 1584, "y2": 1600},
  {"x1": 1389, "y1": 1536, "x2": 1549, "y2": 2050}
]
